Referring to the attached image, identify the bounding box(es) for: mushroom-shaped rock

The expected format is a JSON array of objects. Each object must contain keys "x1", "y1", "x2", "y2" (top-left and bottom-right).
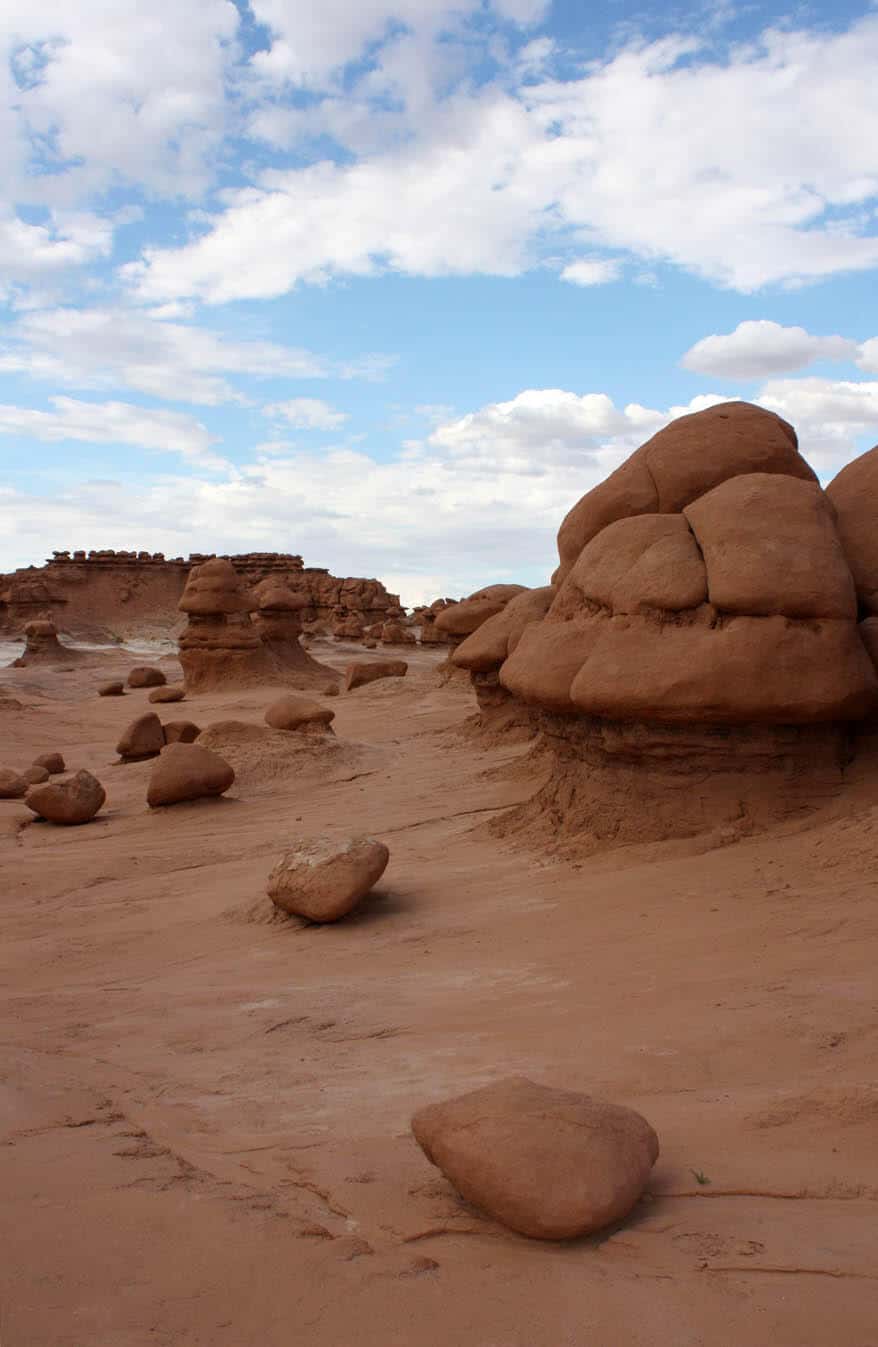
[
  {"x1": 127, "y1": 666, "x2": 166, "y2": 689},
  {"x1": 267, "y1": 835, "x2": 389, "y2": 922},
  {"x1": 554, "y1": 401, "x2": 815, "y2": 584},
  {"x1": 827, "y1": 444, "x2": 878, "y2": 614},
  {"x1": 345, "y1": 660, "x2": 408, "y2": 691},
  {"x1": 98, "y1": 680, "x2": 125, "y2": 697},
  {"x1": 0, "y1": 769, "x2": 28, "y2": 799},
  {"x1": 453, "y1": 586, "x2": 555, "y2": 714},
  {"x1": 411, "y1": 1077, "x2": 659, "y2": 1241},
  {"x1": 11, "y1": 620, "x2": 82, "y2": 667},
  {"x1": 146, "y1": 742, "x2": 235, "y2": 807},
  {"x1": 25, "y1": 770, "x2": 106, "y2": 826},
  {"x1": 148, "y1": 685, "x2": 185, "y2": 703},
  {"x1": 264, "y1": 694, "x2": 335, "y2": 733},
  {"x1": 178, "y1": 559, "x2": 288, "y2": 692},
  {"x1": 178, "y1": 557, "x2": 253, "y2": 616},
  {"x1": 163, "y1": 720, "x2": 202, "y2": 745},
  {"x1": 33, "y1": 752, "x2": 65, "y2": 775},
  {"x1": 116, "y1": 713, "x2": 166, "y2": 761},
  {"x1": 435, "y1": 585, "x2": 527, "y2": 643},
  {"x1": 22, "y1": 765, "x2": 50, "y2": 785}
]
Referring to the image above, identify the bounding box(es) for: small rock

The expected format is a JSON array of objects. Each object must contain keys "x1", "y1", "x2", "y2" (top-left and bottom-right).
[
  {"x1": 264, "y1": 694, "x2": 335, "y2": 732},
  {"x1": 98, "y1": 681, "x2": 126, "y2": 697},
  {"x1": 411, "y1": 1077, "x2": 659, "y2": 1241},
  {"x1": 116, "y1": 713, "x2": 165, "y2": 761},
  {"x1": 127, "y1": 666, "x2": 166, "y2": 689},
  {"x1": 267, "y1": 835, "x2": 389, "y2": 923},
  {"x1": 345, "y1": 660, "x2": 408, "y2": 692},
  {"x1": 0, "y1": 768, "x2": 28, "y2": 799},
  {"x1": 163, "y1": 720, "x2": 202, "y2": 745},
  {"x1": 147, "y1": 742, "x2": 235, "y2": 807},
  {"x1": 22, "y1": 765, "x2": 50, "y2": 785},
  {"x1": 363, "y1": 640, "x2": 377, "y2": 649},
  {"x1": 148, "y1": 685, "x2": 185, "y2": 703},
  {"x1": 324, "y1": 684, "x2": 339, "y2": 697},
  {"x1": 33, "y1": 752, "x2": 65, "y2": 775},
  {"x1": 25, "y1": 770, "x2": 106, "y2": 826}
]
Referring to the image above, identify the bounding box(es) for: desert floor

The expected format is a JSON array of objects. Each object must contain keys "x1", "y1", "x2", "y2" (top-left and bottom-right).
[{"x1": 2, "y1": 640, "x2": 877, "y2": 1346}]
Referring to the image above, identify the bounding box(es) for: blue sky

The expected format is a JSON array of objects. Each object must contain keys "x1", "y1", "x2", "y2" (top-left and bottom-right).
[{"x1": 2, "y1": 0, "x2": 878, "y2": 604}]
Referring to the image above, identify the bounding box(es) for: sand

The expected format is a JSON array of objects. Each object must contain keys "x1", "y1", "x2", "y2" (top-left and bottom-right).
[{"x1": 1, "y1": 637, "x2": 877, "y2": 1345}]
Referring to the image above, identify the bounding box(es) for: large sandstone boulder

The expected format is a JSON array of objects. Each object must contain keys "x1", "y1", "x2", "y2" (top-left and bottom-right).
[
  {"x1": 554, "y1": 401, "x2": 815, "y2": 584},
  {"x1": 116, "y1": 712, "x2": 166, "y2": 761},
  {"x1": 345, "y1": 660, "x2": 408, "y2": 691},
  {"x1": 25, "y1": 770, "x2": 106, "y2": 825},
  {"x1": 435, "y1": 585, "x2": 527, "y2": 643},
  {"x1": 267, "y1": 836, "x2": 389, "y2": 922},
  {"x1": 411, "y1": 1077, "x2": 659, "y2": 1240},
  {"x1": 127, "y1": 666, "x2": 166, "y2": 688},
  {"x1": 264, "y1": 694, "x2": 335, "y2": 732},
  {"x1": 827, "y1": 444, "x2": 878, "y2": 614},
  {"x1": 453, "y1": 586, "x2": 555, "y2": 718},
  {"x1": 0, "y1": 769, "x2": 28, "y2": 799},
  {"x1": 146, "y1": 742, "x2": 235, "y2": 807}
]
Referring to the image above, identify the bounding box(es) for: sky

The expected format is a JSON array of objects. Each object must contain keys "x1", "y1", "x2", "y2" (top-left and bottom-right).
[{"x1": 1, "y1": 0, "x2": 878, "y2": 606}]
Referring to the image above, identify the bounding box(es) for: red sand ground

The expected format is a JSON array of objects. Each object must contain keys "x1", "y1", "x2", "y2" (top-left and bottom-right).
[{"x1": 1, "y1": 638, "x2": 877, "y2": 1346}]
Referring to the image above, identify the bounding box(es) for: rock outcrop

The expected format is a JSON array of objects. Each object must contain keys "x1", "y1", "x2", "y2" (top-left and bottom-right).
[
  {"x1": 10, "y1": 620, "x2": 84, "y2": 667},
  {"x1": 267, "y1": 836, "x2": 389, "y2": 922},
  {"x1": 435, "y1": 585, "x2": 527, "y2": 646},
  {"x1": 411, "y1": 1077, "x2": 659, "y2": 1240},
  {"x1": 178, "y1": 558, "x2": 272, "y2": 693},
  {"x1": 253, "y1": 579, "x2": 338, "y2": 688}
]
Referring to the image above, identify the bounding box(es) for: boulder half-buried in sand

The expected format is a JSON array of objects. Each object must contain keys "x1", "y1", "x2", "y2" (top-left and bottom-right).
[
  {"x1": 264, "y1": 694, "x2": 335, "y2": 732},
  {"x1": 127, "y1": 666, "x2": 166, "y2": 688},
  {"x1": 267, "y1": 835, "x2": 389, "y2": 922},
  {"x1": 146, "y1": 742, "x2": 235, "y2": 807},
  {"x1": 116, "y1": 713, "x2": 165, "y2": 761},
  {"x1": 149, "y1": 685, "x2": 185, "y2": 703},
  {"x1": 411, "y1": 1076, "x2": 659, "y2": 1241},
  {"x1": 25, "y1": 770, "x2": 106, "y2": 826},
  {"x1": 345, "y1": 660, "x2": 407, "y2": 692}
]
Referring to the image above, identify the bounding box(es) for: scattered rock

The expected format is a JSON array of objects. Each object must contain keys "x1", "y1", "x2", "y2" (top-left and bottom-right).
[
  {"x1": 148, "y1": 685, "x2": 186, "y2": 703},
  {"x1": 22, "y1": 765, "x2": 50, "y2": 785},
  {"x1": 146, "y1": 742, "x2": 235, "y2": 808},
  {"x1": 163, "y1": 720, "x2": 202, "y2": 745},
  {"x1": 116, "y1": 713, "x2": 166, "y2": 761},
  {"x1": 0, "y1": 769, "x2": 28, "y2": 799},
  {"x1": 325, "y1": 684, "x2": 339, "y2": 697},
  {"x1": 345, "y1": 660, "x2": 408, "y2": 692},
  {"x1": 98, "y1": 680, "x2": 125, "y2": 697},
  {"x1": 127, "y1": 666, "x2": 167, "y2": 688},
  {"x1": 264, "y1": 694, "x2": 335, "y2": 733},
  {"x1": 25, "y1": 770, "x2": 106, "y2": 826},
  {"x1": 267, "y1": 835, "x2": 389, "y2": 922},
  {"x1": 411, "y1": 1076, "x2": 659, "y2": 1240},
  {"x1": 33, "y1": 752, "x2": 65, "y2": 775}
]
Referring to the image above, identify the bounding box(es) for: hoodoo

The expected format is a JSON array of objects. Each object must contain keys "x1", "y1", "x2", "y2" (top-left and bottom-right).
[{"x1": 178, "y1": 558, "x2": 274, "y2": 693}]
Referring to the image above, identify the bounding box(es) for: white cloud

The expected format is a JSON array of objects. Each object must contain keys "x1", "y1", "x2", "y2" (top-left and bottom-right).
[
  {"x1": 0, "y1": 209, "x2": 113, "y2": 299},
  {"x1": 264, "y1": 397, "x2": 349, "y2": 430},
  {"x1": 560, "y1": 258, "x2": 622, "y2": 287},
  {"x1": 682, "y1": 320, "x2": 857, "y2": 378},
  {"x1": 128, "y1": 16, "x2": 878, "y2": 303},
  {"x1": 855, "y1": 338, "x2": 878, "y2": 375},
  {"x1": 0, "y1": 396, "x2": 226, "y2": 470},
  {"x1": 0, "y1": 306, "x2": 388, "y2": 405},
  {"x1": 756, "y1": 377, "x2": 878, "y2": 472}
]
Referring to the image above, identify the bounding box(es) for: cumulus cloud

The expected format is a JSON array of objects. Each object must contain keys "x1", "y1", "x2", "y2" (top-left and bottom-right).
[
  {"x1": 264, "y1": 397, "x2": 349, "y2": 429},
  {"x1": 757, "y1": 377, "x2": 878, "y2": 471},
  {"x1": 682, "y1": 320, "x2": 857, "y2": 378},
  {"x1": 560, "y1": 259, "x2": 623, "y2": 287},
  {"x1": 0, "y1": 397, "x2": 226, "y2": 470}
]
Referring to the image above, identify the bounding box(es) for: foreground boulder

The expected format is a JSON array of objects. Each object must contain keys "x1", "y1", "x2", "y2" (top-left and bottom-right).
[
  {"x1": 33, "y1": 752, "x2": 65, "y2": 775},
  {"x1": 163, "y1": 720, "x2": 202, "y2": 745},
  {"x1": 0, "y1": 769, "x2": 28, "y2": 799},
  {"x1": 127, "y1": 666, "x2": 166, "y2": 688},
  {"x1": 148, "y1": 685, "x2": 185, "y2": 703},
  {"x1": 264, "y1": 694, "x2": 335, "y2": 732},
  {"x1": 25, "y1": 770, "x2": 106, "y2": 826},
  {"x1": 98, "y1": 680, "x2": 125, "y2": 697},
  {"x1": 345, "y1": 660, "x2": 408, "y2": 692},
  {"x1": 116, "y1": 713, "x2": 165, "y2": 761},
  {"x1": 267, "y1": 836, "x2": 389, "y2": 922},
  {"x1": 411, "y1": 1077, "x2": 659, "y2": 1240},
  {"x1": 146, "y1": 742, "x2": 235, "y2": 807}
]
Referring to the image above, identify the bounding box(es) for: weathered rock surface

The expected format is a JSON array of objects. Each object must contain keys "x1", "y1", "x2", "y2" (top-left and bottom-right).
[
  {"x1": 146, "y1": 742, "x2": 235, "y2": 808},
  {"x1": 25, "y1": 770, "x2": 106, "y2": 825},
  {"x1": 0, "y1": 769, "x2": 28, "y2": 798},
  {"x1": 264, "y1": 694, "x2": 335, "y2": 732},
  {"x1": 116, "y1": 713, "x2": 166, "y2": 761},
  {"x1": 33, "y1": 753, "x2": 65, "y2": 775},
  {"x1": 345, "y1": 660, "x2": 408, "y2": 692},
  {"x1": 411, "y1": 1077, "x2": 659, "y2": 1240},
  {"x1": 178, "y1": 558, "x2": 272, "y2": 693},
  {"x1": 827, "y1": 444, "x2": 878, "y2": 614},
  {"x1": 435, "y1": 586, "x2": 527, "y2": 643},
  {"x1": 267, "y1": 835, "x2": 389, "y2": 922},
  {"x1": 127, "y1": 666, "x2": 166, "y2": 689},
  {"x1": 148, "y1": 686, "x2": 186, "y2": 703}
]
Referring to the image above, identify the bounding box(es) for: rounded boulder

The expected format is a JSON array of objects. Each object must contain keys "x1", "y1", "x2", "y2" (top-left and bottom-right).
[
  {"x1": 146, "y1": 742, "x2": 235, "y2": 808},
  {"x1": 411, "y1": 1076, "x2": 659, "y2": 1240},
  {"x1": 0, "y1": 769, "x2": 28, "y2": 799},
  {"x1": 25, "y1": 770, "x2": 106, "y2": 826},
  {"x1": 127, "y1": 666, "x2": 166, "y2": 689},
  {"x1": 163, "y1": 720, "x2": 202, "y2": 745},
  {"x1": 33, "y1": 753, "x2": 65, "y2": 775},
  {"x1": 267, "y1": 835, "x2": 389, "y2": 922},
  {"x1": 264, "y1": 694, "x2": 335, "y2": 732},
  {"x1": 116, "y1": 713, "x2": 165, "y2": 761},
  {"x1": 98, "y1": 681, "x2": 125, "y2": 697},
  {"x1": 22, "y1": 765, "x2": 50, "y2": 785},
  {"x1": 148, "y1": 685, "x2": 186, "y2": 704}
]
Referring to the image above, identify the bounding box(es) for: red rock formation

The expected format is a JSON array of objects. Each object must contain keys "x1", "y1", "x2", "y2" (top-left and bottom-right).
[{"x1": 10, "y1": 620, "x2": 86, "y2": 668}]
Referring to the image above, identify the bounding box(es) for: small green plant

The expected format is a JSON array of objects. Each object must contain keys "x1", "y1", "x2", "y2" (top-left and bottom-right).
[{"x1": 690, "y1": 1169, "x2": 711, "y2": 1186}]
